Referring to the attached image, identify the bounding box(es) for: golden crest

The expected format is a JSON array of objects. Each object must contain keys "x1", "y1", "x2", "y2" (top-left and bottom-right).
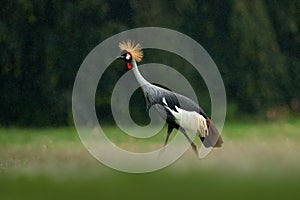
[{"x1": 119, "y1": 40, "x2": 143, "y2": 62}]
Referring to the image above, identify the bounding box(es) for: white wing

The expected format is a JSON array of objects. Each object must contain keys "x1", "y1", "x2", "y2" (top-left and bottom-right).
[{"x1": 162, "y1": 97, "x2": 207, "y2": 137}]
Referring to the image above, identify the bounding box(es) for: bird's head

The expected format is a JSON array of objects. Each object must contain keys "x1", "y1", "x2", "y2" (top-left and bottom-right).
[{"x1": 117, "y1": 40, "x2": 143, "y2": 69}]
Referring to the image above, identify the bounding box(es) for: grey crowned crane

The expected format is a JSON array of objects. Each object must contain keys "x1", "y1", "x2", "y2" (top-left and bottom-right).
[{"x1": 117, "y1": 40, "x2": 223, "y2": 155}]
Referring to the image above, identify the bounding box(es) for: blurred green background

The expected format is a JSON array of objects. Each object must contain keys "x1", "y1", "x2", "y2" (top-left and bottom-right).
[
  {"x1": 1, "y1": 0, "x2": 299, "y2": 126},
  {"x1": 1, "y1": 0, "x2": 300, "y2": 199}
]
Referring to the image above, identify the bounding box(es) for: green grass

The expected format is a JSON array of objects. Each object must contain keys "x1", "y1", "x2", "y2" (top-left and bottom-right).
[{"x1": 1, "y1": 119, "x2": 300, "y2": 200}]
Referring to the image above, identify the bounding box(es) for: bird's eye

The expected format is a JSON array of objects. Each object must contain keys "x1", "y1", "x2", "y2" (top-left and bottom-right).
[{"x1": 126, "y1": 53, "x2": 131, "y2": 60}]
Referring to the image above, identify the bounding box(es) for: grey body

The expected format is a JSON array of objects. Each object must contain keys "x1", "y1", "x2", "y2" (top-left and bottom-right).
[
  {"x1": 142, "y1": 83, "x2": 207, "y2": 123},
  {"x1": 118, "y1": 54, "x2": 223, "y2": 154}
]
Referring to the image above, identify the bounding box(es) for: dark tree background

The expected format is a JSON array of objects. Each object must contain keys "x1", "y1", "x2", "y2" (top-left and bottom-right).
[{"x1": 0, "y1": 0, "x2": 299, "y2": 126}]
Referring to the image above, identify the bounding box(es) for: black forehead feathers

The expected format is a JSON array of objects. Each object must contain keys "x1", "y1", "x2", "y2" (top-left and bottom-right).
[{"x1": 121, "y1": 50, "x2": 128, "y2": 55}]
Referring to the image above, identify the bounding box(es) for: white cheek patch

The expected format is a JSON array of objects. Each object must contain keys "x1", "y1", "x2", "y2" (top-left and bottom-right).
[{"x1": 126, "y1": 54, "x2": 131, "y2": 60}]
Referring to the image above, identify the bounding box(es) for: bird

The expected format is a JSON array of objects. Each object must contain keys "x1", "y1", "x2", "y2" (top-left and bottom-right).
[{"x1": 117, "y1": 40, "x2": 223, "y2": 155}]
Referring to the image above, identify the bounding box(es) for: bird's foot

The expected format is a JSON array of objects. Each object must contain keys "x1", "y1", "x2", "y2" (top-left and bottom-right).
[{"x1": 191, "y1": 144, "x2": 198, "y2": 156}]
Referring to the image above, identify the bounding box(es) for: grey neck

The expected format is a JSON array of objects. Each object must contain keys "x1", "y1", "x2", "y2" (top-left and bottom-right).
[{"x1": 131, "y1": 60, "x2": 150, "y2": 88}]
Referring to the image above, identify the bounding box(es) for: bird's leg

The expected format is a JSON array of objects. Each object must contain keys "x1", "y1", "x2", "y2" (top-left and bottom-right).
[
  {"x1": 158, "y1": 125, "x2": 174, "y2": 158},
  {"x1": 179, "y1": 127, "x2": 198, "y2": 155},
  {"x1": 163, "y1": 125, "x2": 174, "y2": 147}
]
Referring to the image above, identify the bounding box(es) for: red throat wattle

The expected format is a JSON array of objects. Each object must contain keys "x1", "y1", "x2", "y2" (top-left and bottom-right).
[{"x1": 127, "y1": 62, "x2": 132, "y2": 69}]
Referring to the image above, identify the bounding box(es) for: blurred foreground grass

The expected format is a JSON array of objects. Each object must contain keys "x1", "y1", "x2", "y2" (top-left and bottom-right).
[{"x1": 1, "y1": 118, "x2": 300, "y2": 200}]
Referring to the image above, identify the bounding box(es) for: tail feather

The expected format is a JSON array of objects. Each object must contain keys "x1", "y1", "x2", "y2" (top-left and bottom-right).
[{"x1": 202, "y1": 119, "x2": 223, "y2": 148}]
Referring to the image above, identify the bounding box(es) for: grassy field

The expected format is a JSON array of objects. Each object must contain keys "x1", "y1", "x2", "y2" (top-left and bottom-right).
[{"x1": 1, "y1": 118, "x2": 300, "y2": 200}]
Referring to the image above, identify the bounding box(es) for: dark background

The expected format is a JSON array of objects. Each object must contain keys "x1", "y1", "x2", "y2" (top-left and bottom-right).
[{"x1": 1, "y1": 0, "x2": 299, "y2": 126}]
